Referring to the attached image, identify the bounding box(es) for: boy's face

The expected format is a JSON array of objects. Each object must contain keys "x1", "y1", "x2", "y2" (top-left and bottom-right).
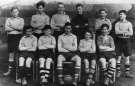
[
  {"x1": 101, "y1": 27, "x2": 109, "y2": 35},
  {"x1": 11, "y1": 8, "x2": 19, "y2": 17},
  {"x1": 43, "y1": 29, "x2": 52, "y2": 36},
  {"x1": 85, "y1": 32, "x2": 92, "y2": 40},
  {"x1": 58, "y1": 4, "x2": 65, "y2": 12},
  {"x1": 37, "y1": 5, "x2": 44, "y2": 13},
  {"x1": 119, "y1": 12, "x2": 126, "y2": 20},
  {"x1": 76, "y1": 6, "x2": 83, "y2": 14},
  {"x1": 26, "y1": 29, "x2": 33, "y2": 35},
  {"x1": 65, "y1": 25, "x2": 72, "y2": 33},
  {"x1": 99, "y1": 10, "x2": 107, "y2": 18}
]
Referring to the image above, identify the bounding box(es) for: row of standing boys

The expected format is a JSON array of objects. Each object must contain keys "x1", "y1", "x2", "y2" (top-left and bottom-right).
[{"x1": 3, "y1": 1, "x2": 133, "y2": 86}]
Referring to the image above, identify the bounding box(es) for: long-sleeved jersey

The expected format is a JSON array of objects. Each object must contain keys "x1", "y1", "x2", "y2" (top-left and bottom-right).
[
  {"x1": 58, "y1": 33, "x2": 77, "y2": 52},
  {"x1": 19, "y1": 35, "x2": 37, "y2": 51}
]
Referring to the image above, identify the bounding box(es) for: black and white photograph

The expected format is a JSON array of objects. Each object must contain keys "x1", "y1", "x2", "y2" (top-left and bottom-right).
[{"x1": 0, "y1": 0, "x2": 135, "y2": 86}]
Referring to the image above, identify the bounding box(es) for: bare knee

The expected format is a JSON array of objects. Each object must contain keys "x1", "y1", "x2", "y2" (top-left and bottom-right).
[
  {"x1": 84, "y1": 59, "x2": 89, "y2": 68},
  {"x1": 99, "y1": 58, "x2": 106, "y2": 68},
  {"x1": 19, "y1": 57, "x2": 25, "y2": 67},
  {"x1": 91, "y1": 59, "x2": 96, "y2": 69},
  {"x1": 26, "y1": 57, "x2": 32, "y2": 68},
  {"x1": 72, "y1": 55, "x2": 81, "y2": 67},
  {"x1": 57, "y1": 55, "x2": 65, "y2": 67},
  {"x1": 109, "y1": 58, "x2": 116, "y2": 68}
]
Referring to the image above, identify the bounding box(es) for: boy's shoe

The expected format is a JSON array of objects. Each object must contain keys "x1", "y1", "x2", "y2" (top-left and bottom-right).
[
  {"x1": 41, "y1": 78, "x2": 48, "y2": 83},
  {"x1": 58, "y1": 78, "x2": 64, "y2": 85},
  {"x1": 86, "y1": 78, "x2": 95, "y2": 86},
  {"x1": 109, "y1": 79, "x2": 114, "y2": 84},
  {"x1": 125, "y1": 72, "x2": 134, "y2": 78},
  {"x1": 116, "y1": 71, "x2": 121, "y2": 78},
  {"x1": 104, "y1": 77, "x2": 109, "y2": 86},
  {"x1": 3, "y1": 70, "x2": 11, "y2": 76},
  {"x1": 40, "y1": 76, "x2": 48, "y2": 85},
  {"x1": 22, "y1": 78, "x2": 27, "y2": 86},
  {"x1": 73, "y1": 77, "x2": 78, "y2": 86},
  {"x1": 16, "y1": 78, "x2": 22, "y2": 84},
  {"x1": 73, "y1": 81, "x2": 77, "y2": 86},
  {"x1": 85, "y1": 68, "x2": 90, "y2": 74}
]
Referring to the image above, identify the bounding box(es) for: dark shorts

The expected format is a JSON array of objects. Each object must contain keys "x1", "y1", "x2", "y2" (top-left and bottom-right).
[
  {"x1": 38, "y1": 49, "x2": 54, "y2": 59},
  {"x1": 80, "y1": 52, "x2": 97, "y2": 61},
  {"x1": 59, "y1": 52, "x2": 77, "y2": 61},
  {"x1": 19, "y1": 51, "x2": 35, "y2": 59},
  {"x1": 99, "y1": 51, "x2": 116, "y2": 61},
  {"x1": 115, "y1": 37, "x2": 131, "y2": 56},
  {"x1": 8, "y1": 34, "x2": 22, "y2": 52}
]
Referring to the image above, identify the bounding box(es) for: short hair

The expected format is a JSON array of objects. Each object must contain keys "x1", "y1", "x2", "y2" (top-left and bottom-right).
[
  {"x1": 119, "y1": 10, "x2": 127, "y2": 15},
  {"x1": 11, "y1": 7, "x2": 19, "y2": 12},
  {"x1": 64, "y1": 22, "x2": 72, "y2": 27},
  {"x1": 36, "y1": 1, "x2": 46, "y2": 8},
  {"x1": 84, "y1": 30, "x2": 92, "y2": 35},
  {"x1": 43, "y1": 25, "x2": 52, "y2": 31},
  {"x1": 23, "y1": 25, "x2": 33, "y2": 32},
  {"x1": 76, "y1": 3, "x2": 83, "y2": 8},
  {"x1": 101, "y1": 24, "x2": 109, "y2": 30},
  {"x1": 98, "y1": 8, "x2": 107, "y2": 14},
  {"x1": 58, "y1": 2, "x2": 64, "y2": 5}
]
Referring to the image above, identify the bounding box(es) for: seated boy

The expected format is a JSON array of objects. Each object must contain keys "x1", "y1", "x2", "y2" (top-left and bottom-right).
[
  {"x1": 97, "y1": 24, "x2": 116, "y2": 85},
  {"x1": 38, "y1": 25, "x2": 56, "y2": 84},
  {"x1": 57, "y1": 22, "x2": 81, "y2": 85},
  {"x1": 17, "y1": 26, "x2": 37, "y2": 85},
  {"x1": 79, "y1": 30, "x2": 96, "y2": 86}
]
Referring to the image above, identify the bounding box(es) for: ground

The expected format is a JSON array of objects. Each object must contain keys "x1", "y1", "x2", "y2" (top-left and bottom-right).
[{"x1": 0, "y1": 44, "x2": 135, "y2": 86}]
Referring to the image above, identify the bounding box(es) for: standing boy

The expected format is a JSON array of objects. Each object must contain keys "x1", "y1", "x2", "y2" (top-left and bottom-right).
[
  {"x1": 115, "y1": 10, "x2": 133, "y2": 78},
  {"x1": 4, "y1": 7, "x2": 24, "y2": 76},
  {"x1": 51, "y1": 2, "x2": 70, "y2": 38},
  {"x1": 95, "y1": 8, "x2": 112, "y2": 36},
  {"x1": 31, "y1": 1, "x2": 50, "y2": 38},
  {"x1": 72, "y1": 3, "x2": 89, "y2": 40}
]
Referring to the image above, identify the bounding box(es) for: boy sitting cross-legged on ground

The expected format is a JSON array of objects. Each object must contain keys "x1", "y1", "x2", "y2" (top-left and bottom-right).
[
  {"x1": 97, "y1": 24, "x2": 116, "y2": 85},
  {"x1": 38, "y1": 25, "x2": 56, "y2": 85},
  {"x1": 16, "y1": 26, "x2": 37, "y2": 85},
  {"x1": 79, "y1": 30, "x2": 96, "y2": 86}
]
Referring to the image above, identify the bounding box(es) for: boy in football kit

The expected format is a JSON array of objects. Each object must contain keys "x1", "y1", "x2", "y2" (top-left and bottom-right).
[
  {"x1": 57, "y1": 22, "x2": 81, "y2": 85},
  {"x1": 97, "y1": 24, "x2": 116, "y2": 85},
  {"x1": 31, "y1": 1, "x2": 50, "y2": 38},
  {"x1": 51, "y1": 2, "x2": 70, "y2": 38},
  {"x1": 95, "y1": 8, "x2": 112, "y2": 36},
  {"x1": 71, "y1": 3, "x2": 89, "y2": 41},
  {"x1": 79, "y1": 30, "x2": 96, "y2": 86},
  {"x1": 38, "y1": 25, "x2": 56, "y2": 85},
  {"x1": 115, "y1": 10, "x2": 133, "y2": 78},
  {"x1": 4, "y1": 7, "x2": 24, "y2": 76},
  {"x1": 17, "y1": 26, "x2": 37, "y2": 85}
]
